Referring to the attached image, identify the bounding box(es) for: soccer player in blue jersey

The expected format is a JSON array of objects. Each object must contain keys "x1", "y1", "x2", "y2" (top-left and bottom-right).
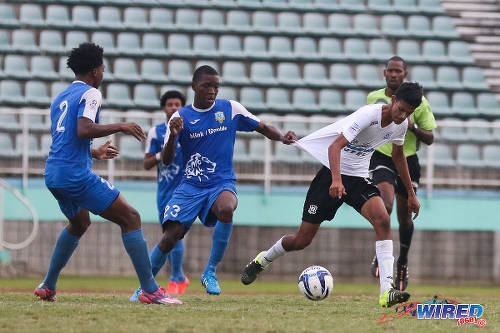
[
  {"x1": 34, "y1": 43, "x2": 180, "y2": 305},
  {"x1": 155, "y1": 65, "x2": 297, "y2": 294}
]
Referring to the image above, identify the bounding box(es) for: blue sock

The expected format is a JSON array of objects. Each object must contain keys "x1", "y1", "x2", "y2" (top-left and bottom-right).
[
  {"x1": 122, "y1": 229, "x2": 159, "y2": 294},
  {"x1": 43, "y1": 228, "x2": 80, "y2": 290},
  {"x1": 168, "y1": 241, "x2": 185, "y2": 282},
  {"x1": 203, "y1": 221, "x2": 233, "y2": 276},
  {"x1": 150, "y1": 244, "x2": 169, "y2": 277}
]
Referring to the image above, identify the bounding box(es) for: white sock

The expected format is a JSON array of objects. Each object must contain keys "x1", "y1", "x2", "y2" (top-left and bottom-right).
[
  {"x1": 376, "y1": 240, "x2": 394, "y2": 295},
  {"x1": 260, "y1": 237, "x2": 286, "y2": 266}
]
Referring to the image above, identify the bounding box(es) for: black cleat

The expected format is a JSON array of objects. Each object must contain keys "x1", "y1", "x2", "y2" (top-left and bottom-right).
[
  {"x1": 241, "y1": 251, "x2": 268, "y2": 285},
  {"x1": 370, "y1": 255, "x2": 379, "y2": 278},
  {"x1": 395, "y1": 259, "x2": 409, "y2": 291},
  {"x1": 379, "y1": 288, "x2": 411, "y2": 308}
]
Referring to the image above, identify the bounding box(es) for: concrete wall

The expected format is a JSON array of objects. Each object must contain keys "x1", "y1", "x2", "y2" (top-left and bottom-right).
[{"x1": 1, "y1": 220, "x2": 499, "y2": 285}]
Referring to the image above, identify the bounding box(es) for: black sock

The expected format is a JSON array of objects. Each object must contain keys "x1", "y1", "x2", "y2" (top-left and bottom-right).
[{"x1": 398, "y1": 221, "x2": 414, "y2": 265}]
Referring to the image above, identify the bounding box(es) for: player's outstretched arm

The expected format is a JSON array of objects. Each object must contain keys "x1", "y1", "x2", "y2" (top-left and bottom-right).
[
  {"x1": 77, "y1": 118, "x2": 146, "y2": 141},
  {"x1": 408, "y1": 120, "x2": 434, "y2": 145},
  {"x1": 161, "y1": 116, "x2": 183, "y2": 165},
  {"x1": 328, "y1": 135, "x2": 349, "y2": 199},
  {"x1": 391, "y1": 144, "x2": 420, "y2": 219},
  {"x1": 91, "y1": 140, "x2": 119, "y2": 160},
  {"x1": 255, "y1": 122, "x2": 297, "y2": 144}
]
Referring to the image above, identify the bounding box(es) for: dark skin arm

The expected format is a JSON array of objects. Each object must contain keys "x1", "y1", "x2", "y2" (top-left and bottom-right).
[
  {"x1": 143, "y1": 153, "x2": 158, "y2": 170},
  {"x1": 161, "y1": 116, "x2": 183, "y2": 165},
  {"x1": 327, "y1": 134, "x2": 349, "y2": 199},
  {"x1": 408, "y1": 120, "x2": 434, "y2": 145},
  {"x1": 77, "y1": 118, "x2": 146, "y2": 141},
  {"x1": 255, "y1": 122, "x2": 297, "y2": 144},
  {"x1": 391, "y1": 143, "x2": 420, "y2": 219}
]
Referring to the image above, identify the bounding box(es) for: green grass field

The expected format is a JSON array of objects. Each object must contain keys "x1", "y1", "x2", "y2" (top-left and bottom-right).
[{"x1": 0, "y1": 276, "x2": 498, "y2": 333}]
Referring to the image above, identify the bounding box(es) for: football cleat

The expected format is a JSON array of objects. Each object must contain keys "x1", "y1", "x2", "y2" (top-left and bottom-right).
[
  {"x1": 370, "y1": 255, "x2": 379, "y2": 278},
  {"x1": 129, "y1": 287, "x2": 141, "y2": 302},
  {"x1": 201, "y1": 273, "x2": 221, "y2": 295},
  {"x1": 34, "y1": 283, "x2": 57, "y2": 302},
  {"x1": 165, "y1": 281, "x2": 178, "y2": 294},
  {"x1": 395, "y1": 259, "x2": 409, "y2": 291},
  {"x1": 177, "y1": 276, "x2": 189, "y2": 295},
  {"x1": 241, "y1": 251, "x2": 268, "y2": 285},
  {"x1": 379, "y1": 288, "x2": 410, "y2": 308},
  {"x1": 139, "y1": 288, "x2": 182, "y2": 305}
]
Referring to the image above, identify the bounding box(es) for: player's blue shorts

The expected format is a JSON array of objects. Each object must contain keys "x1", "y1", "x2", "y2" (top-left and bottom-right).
[
  {"x1": 46, "y1": 172, "x2": 120, "y2": 220},
  {"x1": 161, "y1": 181, "x2": 237, "y2": 229}
]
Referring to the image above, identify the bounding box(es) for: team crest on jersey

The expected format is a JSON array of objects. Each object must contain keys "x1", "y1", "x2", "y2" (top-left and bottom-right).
[
  {"x1": 214, "y1": 111, "x2": 225, "y2": 124},
  {"x1": 384, "y1": 132, "x2": 393, "y2": 140},
  {"x1": 185, "y1": 153, "x2": 216, "y2": 181}
]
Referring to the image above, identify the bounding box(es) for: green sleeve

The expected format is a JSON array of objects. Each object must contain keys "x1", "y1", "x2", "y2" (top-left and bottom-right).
[{"x1": 413, "y1": 96, "x2": 437, "y2": 131}]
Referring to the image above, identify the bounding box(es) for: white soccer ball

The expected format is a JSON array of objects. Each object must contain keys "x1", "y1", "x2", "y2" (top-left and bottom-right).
[{"x1": 298, "y1": 265, "x2": 334, "y2": 301}]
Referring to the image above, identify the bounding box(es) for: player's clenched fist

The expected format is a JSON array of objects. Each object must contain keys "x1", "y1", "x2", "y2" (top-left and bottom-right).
[
  {"x1": 282, "y1": 131, "x2": 298, "y2": 145},
  {"x1": 120, "y1": 122, "x2": 146, "y2": 141},
  {"x1": 169, "y1": 117, "x2": 184, "y2": 136}
]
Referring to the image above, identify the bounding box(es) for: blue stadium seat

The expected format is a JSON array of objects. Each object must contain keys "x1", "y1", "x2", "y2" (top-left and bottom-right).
[
  {"x1": 269, "y1": 36, "x2": 294, "y2": 60},
  {"x1": 72, "y1": 6, "x2": 97, "y2": 30},
  {"x1": 19, "y1": 4, "x2": 44, "y2": 27},
  {"x1": 266, "y1": 88, "x2": 293, "y2": 113},
  {"x1": 134, "y1": 84, "x2": 159, "y2": 109},
  {"x1": 292, "y1": 88, "x2": 320, "y2": 113},
  {"x1": 278, "y1": 12, "x2": 303, "y2": 35},
  {"x1": 294, "y1": 37, "x2": 321, "y2": 61},
  {"x1": 319, "y1": 89, "x2": 345, "y2": 114},
  {"x1": 105, "y1": 83, "x2": 135, "y2": 108},
  {"x1": 46, "y1": 5, "x2": 71, "y2": 29},
  {"x1": 303, "y1": 13, "x2": 328, "y2": 36},
  {"x1": 65, "y1": 31, "x2": 89, "y2": 52},
  {"x1": 250, "y1": 62, "x2": 278, "y2": 86},
  {"x1": 149, "y1": 8, "x2": 174, "y2": 31},
  {"x1": 4, "y1": 55, "x2": 31, "y2": 80},
  {"x1": 244, "y1": 36, "x2": 268, "y2": 60},
  {"x1": 344, "y1": 38, "x2": 371, "y2": 61},
  {"x1": 319, "y1": 38, "x2": 343, "y2": 61},
  {"x1": 113, "y1": 58, "x2": 141, "y2": 83},
  {"x1": 410, "y1": 65, "x2": 437, "y2": 90},
  {"x1": 477, "y1": 93, "x2": 500, "y2": 118},
  {"x1": 124, "y1": 7, "x2": 148, "y2": 30},
  {"x1": 31, "y1": 56, "x2": 59, "y2": 80},
  {"x1": 353, "y1": 14, "x2": 378, "y2": 37},
  {"x1": 227, "y1": 10, "x2": 252, "y2": 34},
  {"x1": 200, "y1": 10, "x2": 225, "y2": 33},
  {"x1": 0, "y1": 4, "x2": 19, "y2": 28},
  {"x1": 40, "y1": 30, "x2": 65, "y2": 54},
  {"x1": 0, "y1": 81, "x2": 25, "y2": 106},
  {"x1": 142, "y1": 33, "x2": 168, "y2": 57},
  {"x1": 222, "y1": 61, "x2": 250, "y2": 85},
  {"x1": 240, "y1": 87, "x2": 266, "y2": 112},
  {"x1": 168, "y1": 60, "x2": 192, "y2": 84},
  {"x1": 193, "y1": 35, "x2": 218, "y2": 57},
  {"x1": 141, "y1": 59, "x2": 168, "y2": 83},
  {"x1": 219, "y1": 36, "x2": 245, "y2": 59},
  {"x1": 303, "y1": 63, "x2": 330, "y2": 87},
  {"x1": 12, "y1": 30, "x2": 39, "y2": 54},
  {"x1": 167, "y1": 34, "x2": 194, "y2": 58},
  {"x1": 252, "y1": 11, "x2": 276, "y2": 35},
  {"x1": 369, "y1": 39, "x2": 394, "y2": 62},
  {"x1": 328, "y1": 14, "x2": 354, "y2": 37},
  {"x1": 25, "y1": 81, "x2": 51, "y2": 107},
  {"x1": 330, "y1": 64, "x2": 357, "y2": 88},
  {"x1": 345, "y1": 89, "x2": 366, "y2": 110},
  {"x1": 277, "y1": 63, "x2": 304, "y2": 87},
  {"x1": 117, "y1": 32, "x2": 143, "y2": 57}
]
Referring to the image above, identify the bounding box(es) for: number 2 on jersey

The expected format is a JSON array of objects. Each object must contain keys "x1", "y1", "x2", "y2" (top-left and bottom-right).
[{"x1": 56, "y1": 100, "x2": 68, "y2": 132}]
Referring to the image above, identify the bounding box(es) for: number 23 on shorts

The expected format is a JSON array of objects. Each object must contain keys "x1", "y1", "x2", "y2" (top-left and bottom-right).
[{"x1": 163, "y1": 204, "x2": 181, "y2": 219}]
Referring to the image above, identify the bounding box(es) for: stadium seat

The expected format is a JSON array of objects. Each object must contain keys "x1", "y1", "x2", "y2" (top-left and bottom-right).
[
  {"x1": 422, "y1": 40, "x2": 448, "y2": 63},
  {"x1": 117, "y1": 32, "x2": 142, "y2": 57},
  {"x1": 457, "y1": 144, "x2": 483, "y2": 168},
  {"x1": 168, "y1": 60, "x2": 192, "y2": 84},
  {"x1": 483, "y1": 145, "x2": 500, "y2": 168},
  {"x1": 440, "y1": 117, "x2": 468, "y2": 142},
  {"x1": 330, "y1": 64, "x2": 357, "y2": 88},
  {"x1": 318, "y1": 38, "x2": 343, "y2": 61},
  {"x1": 19, "y1": 4, "x2": 44, "y2": 27},
  {"x1": 340, "y1": 0, "x2": 366, "y2": 12},
  {"x1": 266, "y1": 88, "x2": 293, "y2": 113},
  {"x1": 248, "y1": 138, "x2": 265, "y2": 162},
  {"x1": 0, "y1": 113, "x2": 21, "y2": 132},
  {"x1": 149, "y1": 8, "x2": 174, "y2": 31},
  {"x1": 292, "y1": 88, "x2": 320, "y2": 113},
  {"x1": 477, "y1": 93, "x2": 500, "y2": 118},
  {"x1": 493, "y1": 120, "x2": 500, "y2": 140},
  {"x1": 368, "y1": 0, "x2": 392, "y2": 13},
  {"x1": 222, "y1": 61, "x2": 250, "y2": 85},
  {"x1": 277, "y1": 63, "x2": 304, "y2": 87},
  {"x1": 25, "y1": 81, "x2": 51, "y2": 107},
  {"x1": 368, "y1": 39, "x2": 394, "y2": 62},
  {"x1": 328, "y1": 14, "x2": 354, "y2": 37},
  {"x1": 282, "y1": 114, "x2": 310, "y2": 137},
  {"x1": 233, "y1": 140, "x2": 250, "y2": 162},
  {"x1": 4, "y1": 55, "x2": 30, "y2": 80},
  {"x1": 426, "y1": 91, "x2": 452, "y2": 116},
  {"x1": 91, "y1": 32, "x2": 118, "y2": 56},
  {"x1": 419, "y1": 0, "x2": 445, "y2": 14},
  {"x1": 448, "y1": 41, "x2": 475, "y2": 65},
  {"x1": 12, "y1": 30, "x2": 39, "y2": 54},
  {"x1": 345, "y1": 89, "x2": 366, "y2": 110},
  {"x1": 356, "y1": 64, "x2": 384, "y2": 88},
  {"x1": 381, "y1": 15, "x2": 407, "y2": 38},
  {"x1": 113, "y1": 58, "x2": 141, "y2": 83},
  {"x1": 31, "y1": 56, "x2": 59, "y2": 80},
  {"x1": 41, "y1": 134, "x2": 52, "y2": 157},
  {"x1": 410, "y1": 65, "x2": 437, "y2": 90},
  {"x1": 393, "y1": 0, "x2": 419, "y2": 14},
  {"x1": 396, "y1": 39, "x2": 423, "y2": 64},
  {"x1": 193, "y1": 35, "x2": 218, "y2": 57},
  {"x1": 240, "y1": 87, "x2": 266, "y2": 112},
  {"x1": 274, "y1": 142, "x2": 303, "y2": 163},
  {"x1": 269, "y1": 37, "x2": 294, "y2": 60},
  {"x1": 211, "y1": 0, "x2": 237, "y2": 9},
  {"x1": 103, "y1": 57, "x2": 116, "y2": 82},
  {"x1": 237, "y1": 0, "x2": 262, "y2": 10},
  {"x1": 124, "y1": 7, "x2": 148, "y2": 30},
  {"x1": 59, "y1": 57, "x2": 75, "y2": 80},
  {"x1": 278, "y1": 12, "x2": 303, "y2": 35},
  {"x1": 40, "y1": 30, "x2": 65, "y2": 55},
  {"x1": 0, "y1": 133, "x2": 17, "y2": 158},
  {"x1": 167, "y1": 34, "x2": 193, "y2": 58},
  {"x1": 433, "y1": 143, "x2": 456, "y2": 167},
  {"x1": 133, "y1": 84, "x2": 159, "y2": 109},
  {"x1": 46, "y1": 5, "x2": 71, "y2": 29},
  {"x1": 0, "y1": 30, "x2": 9, "y2": 53},
  {"x1": 303, "y1": 13, "x2": 328, "y2": 36},
  {"x1": 319, "y1": 89, "x2": 345, "y2": 114},
  {"x1": 65, "y1": 31, "x2": 89, "y2": 52},
  {"x1": 142, "y1": 33, "x2": 168, "y2": 57},
  {"x1": 16, "y1": 133, "x2": 44, "y2": 158},
  {"x1": 227, "y1": 10, "x2": 252, "y2": 34},
  {"x1": 51, "y1": 81, "x2": 69, "y2": 100},
  {"x1": 219, "y1": 36, "x2": 245, "y2": 59},
  {"x1": 408, "y1": 15, "x2": 433, "y2": 39},
  {"x1": 262, "y1": 0, "x2": 289, "y2": 10},
  {"x1": 105, "y1": 83, "x2": 135, "y2": 108},
  {"x1": 175, "y1": 9, "x2": 199, "y2": 33},
  {"x1": 294, "y1": 37, "x2": 320, "y2": 61},
  {"x1": 72, "y1": 6, "x2": 97, "y2": 30},
  {"x1": 436, "y1": 66, "x2": 463, "y2": 91},
  {"x1": 252, "y1": 11, "x2": 276, "y2": 35},
  {"x1": 0, "y1": 4, "x2": 19, "y2": 28},
  {"x1": 200, "y1": 10, "x2": 225, "y2": 33},
  {"x1": 432, "y1": 16, "x2": 459, "y2": 39},
  {"x1": 465, "y1": 118, "x2": 493, "y2": 142},
  {"x1": 243, "y1": 36, "x2": 268, "y2": 60},
  {"x1": 119, "y1": 136, "x2": 144, "y2": 160},
  {"x1": 98, "y1": 7, "x2": 124, "y2": 30},
  {"x1": 289, "y1": 0, "x2": 315, "y2": 10},
  {"x1": 353, "y1": 14, "x2": 378, "y2": 37},
  {"x1": 344, "y1": 38, "x2": 371, "y2": 61},
  {"x1": 451, "y1": 92, "x2": 478, "y2": 118},
  {"x1": 250, "y1": 62, "x2": 278, "y2": 86},
  {"x1": 303, "y1": 63, "x2": 330, "y2": 87},
  {"x1": 141, "y1": 59, "x2": 168, "y2": 83}
]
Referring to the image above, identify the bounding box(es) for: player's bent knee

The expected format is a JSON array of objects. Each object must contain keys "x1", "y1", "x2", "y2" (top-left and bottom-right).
[{"x1": 217, "y1": 206, "x2": 234, "y2": 223}]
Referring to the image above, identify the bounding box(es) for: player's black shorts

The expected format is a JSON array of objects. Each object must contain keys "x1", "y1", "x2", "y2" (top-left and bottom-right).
[
  {"x1": 368, "y1": 150, "x2": 420, "y2": 199},
  {"x1": 302, "y1": 166, "x2": 381, "y2": 224}
]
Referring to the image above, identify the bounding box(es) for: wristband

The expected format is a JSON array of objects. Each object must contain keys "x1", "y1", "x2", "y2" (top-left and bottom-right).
[{"x1": 155, "y1": 152, "x2": 161, "y2": 161}]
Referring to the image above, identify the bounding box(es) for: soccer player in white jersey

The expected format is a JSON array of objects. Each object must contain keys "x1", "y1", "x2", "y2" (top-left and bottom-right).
[
  {"x1": 34, "y1": 43, "x2": 180, "y2": 305},
  {"x1": 156, "y1": 65, "x2": 297, "y2": 294},
  {"x1": 241, "y1": 82, "x2": 423, "y2": 308}
]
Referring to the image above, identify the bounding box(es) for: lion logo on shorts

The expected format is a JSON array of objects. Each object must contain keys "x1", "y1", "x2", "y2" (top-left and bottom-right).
[
  {"x1": 308, "y1": 204, "x2": 318, "y2": 215},
  {"x1": 185, "y1": 153, "x2": 216, "y2": 181}
]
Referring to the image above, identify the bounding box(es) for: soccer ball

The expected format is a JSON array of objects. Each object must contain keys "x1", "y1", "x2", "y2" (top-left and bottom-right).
[{"x1": 298, "y1": 265, "x2": 334, "y2": 301}]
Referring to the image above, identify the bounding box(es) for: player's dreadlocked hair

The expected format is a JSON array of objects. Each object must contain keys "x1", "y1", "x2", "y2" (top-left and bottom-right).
[
  {"x1": 67, "y1": 43, "x2": 104, "y2": 75},
  {"x1": 160, "y1": 90, "x2": 186, "y2": 108},
  {"x1": 192, "y1": 65, "x2": 219, "y2": 84},
  {"x1": 395, "y1": 82, "x2": 423, "y2": 109}
]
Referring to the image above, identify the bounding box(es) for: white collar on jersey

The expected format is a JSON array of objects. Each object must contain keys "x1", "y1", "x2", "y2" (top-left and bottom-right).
[
  {"x1": 191, "y1": 102, "x2": 215, "y2": 112},
  {"x1": 72, "y1": 80, "x2": 86, "y2": 85}
]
